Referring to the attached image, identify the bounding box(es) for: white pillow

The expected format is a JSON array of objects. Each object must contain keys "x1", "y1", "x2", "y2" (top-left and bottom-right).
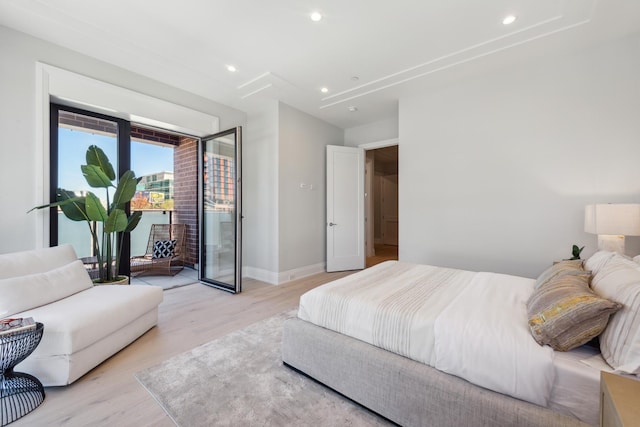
[
  {"x1": 584, "y1": 251, "x2": 617, "y2": 276},
  {"x1": 634, "y1": 255, "x2": 640, "y2": 265},
  {"x1": 0, "y1": 260, "x2": 93, "y2": 318},
  {"x1": 0, "y1": 244, "x2": 78, "y2": 279},
  {"x1": 591, "y1": 254, "x2": 640, "y2": 374}
]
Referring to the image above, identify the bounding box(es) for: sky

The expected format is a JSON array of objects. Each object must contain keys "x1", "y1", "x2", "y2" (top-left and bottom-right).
[{"x1": 58, "y1": 128, "x2": 173, "y2": 192}]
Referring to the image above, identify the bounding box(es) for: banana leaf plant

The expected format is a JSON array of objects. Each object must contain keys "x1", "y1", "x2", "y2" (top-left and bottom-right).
[{"x1": 30, "y1": 145, "x2": 142, "y2": 283}]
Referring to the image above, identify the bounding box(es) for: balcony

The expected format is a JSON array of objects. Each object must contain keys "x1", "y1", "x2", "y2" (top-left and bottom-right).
[{"x1": 60, "y1": 208, "x2": 198, "y2": 281}]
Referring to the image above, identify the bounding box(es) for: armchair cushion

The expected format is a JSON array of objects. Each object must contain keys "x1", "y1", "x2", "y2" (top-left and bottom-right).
[{"x1": 0, "y1": 259, "x2": 93, "y2": 318}]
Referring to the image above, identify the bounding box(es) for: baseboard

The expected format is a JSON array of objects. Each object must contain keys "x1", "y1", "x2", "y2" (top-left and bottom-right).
[
  {"x1": 243, "y1": 262, "x2": 326, "y2": 285},
  {"x1": 277, "y1": 262, "x2": 326, "y2": 285},
  {"x1": 242, "y1": 266, "x2": 279, "y2": 285}
]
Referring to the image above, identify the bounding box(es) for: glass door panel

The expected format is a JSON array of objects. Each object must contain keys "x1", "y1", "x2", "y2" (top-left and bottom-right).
[{"x1": 199, "y1": 127, "x2": 242, "y2": 293}]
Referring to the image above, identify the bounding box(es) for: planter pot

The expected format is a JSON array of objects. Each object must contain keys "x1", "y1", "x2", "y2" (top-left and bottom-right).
[{"x1": 93, "y1": 276, "x2": 129, "y2": 285}]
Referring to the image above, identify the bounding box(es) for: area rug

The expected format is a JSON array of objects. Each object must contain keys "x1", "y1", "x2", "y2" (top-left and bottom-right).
[{"x1": 135, "y1": 310, "x2": 392, "y2": 427}]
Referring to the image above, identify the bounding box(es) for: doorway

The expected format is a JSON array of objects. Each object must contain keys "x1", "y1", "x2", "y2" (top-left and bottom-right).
[
  {"x1": 365, "y1": 145, "x2": 399, "y2": 268},
  {"x1": 51, "y1": 104, "x2": 201, "y2": 277}
]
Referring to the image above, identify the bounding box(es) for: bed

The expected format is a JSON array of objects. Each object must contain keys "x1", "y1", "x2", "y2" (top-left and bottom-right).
[{"x1": 282, "y1": 253, "x2": 640, "y2": 426}]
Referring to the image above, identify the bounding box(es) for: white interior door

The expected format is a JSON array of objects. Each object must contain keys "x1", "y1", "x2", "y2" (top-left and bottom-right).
[{"x1": 326, "y1": 145, "x2": 364, "y2": 272}]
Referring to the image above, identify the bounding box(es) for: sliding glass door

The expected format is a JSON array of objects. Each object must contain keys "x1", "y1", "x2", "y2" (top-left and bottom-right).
[{"x1": 199, "y1": 127, "x2": 242, "y2": 293}]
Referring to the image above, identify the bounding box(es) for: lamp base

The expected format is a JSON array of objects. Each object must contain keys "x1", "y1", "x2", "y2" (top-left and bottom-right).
[{"x1": 598, "y1": 235, "x2": 626, "y2": 254}]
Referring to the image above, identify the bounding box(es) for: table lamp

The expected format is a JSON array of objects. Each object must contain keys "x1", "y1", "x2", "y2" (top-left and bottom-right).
[{"x1": 584, "y1": 204, "x2": 640, "y2": 254}]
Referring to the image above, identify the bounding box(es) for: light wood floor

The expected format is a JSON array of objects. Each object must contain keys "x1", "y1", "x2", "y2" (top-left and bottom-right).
[
  {"x1": 13, "y1": 272, "x2": 353, "y2": 427},
  {"x1": 366, "y1": 244, "x2": 399, "y2": 267}
]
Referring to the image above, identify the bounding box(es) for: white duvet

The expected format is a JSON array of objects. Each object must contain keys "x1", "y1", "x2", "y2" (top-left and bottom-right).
[{"x1": 298, "y1": 261, "x2": 555, "y2": 407}]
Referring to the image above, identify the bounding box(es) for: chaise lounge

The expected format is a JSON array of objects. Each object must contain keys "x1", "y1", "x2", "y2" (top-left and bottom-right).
[{"x1": 0, "y1": 245, "x2": 163, "y2": 386}]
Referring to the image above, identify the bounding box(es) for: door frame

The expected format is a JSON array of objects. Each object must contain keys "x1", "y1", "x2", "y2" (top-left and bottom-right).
[
  {"x1": 35, "y1": 63, "x2": 220, "y2": 250},
  {"x1": 359, "y1": 138, "x2": 399, "y2": 261},
  {"x1": 198, "y1": 126, "x2": 243, "y2": 293}
]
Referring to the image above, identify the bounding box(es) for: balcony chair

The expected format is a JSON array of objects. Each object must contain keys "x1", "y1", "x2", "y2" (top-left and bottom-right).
[{"x1": 130, "y1": 223, "x2": 186, "y2": 277}]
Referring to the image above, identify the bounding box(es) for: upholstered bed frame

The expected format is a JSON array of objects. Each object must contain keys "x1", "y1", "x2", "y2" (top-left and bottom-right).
[{"x1": 282, "y1": 317, "x2": 590, "y2": 427}]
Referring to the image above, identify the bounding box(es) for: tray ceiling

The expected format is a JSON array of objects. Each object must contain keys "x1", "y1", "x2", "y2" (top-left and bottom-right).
[{"x1": 0, "y1": 0, "x2": 639, "y2": 128}]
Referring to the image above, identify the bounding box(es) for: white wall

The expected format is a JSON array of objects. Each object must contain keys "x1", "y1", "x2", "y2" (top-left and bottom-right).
[
  {"x1": 400, "y1": 33, "x2": 640, "y2": 278},
  {"x1": 243, "y1": 101, "x2": 279, "y2": 280},
  {"x1": 0, "y1": 24, "x2": 341, "y2": 283},
  {"x1": 344, "y1": 116, "x2": 398, "y2": 147},
  {"x1": 0, "y1": 25, "x2": 245, "y2": 254},
  {"x1": 242, "y1": 101, "x2": 344, "y2": 283},
  {"x1": 278, "y1": 102, "x2": 344, "y2": 274}
]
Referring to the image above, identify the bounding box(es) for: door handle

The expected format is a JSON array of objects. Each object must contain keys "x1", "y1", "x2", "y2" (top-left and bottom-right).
[{"x1": 328, "y1": 222, "x2": 337, "y2": 227}]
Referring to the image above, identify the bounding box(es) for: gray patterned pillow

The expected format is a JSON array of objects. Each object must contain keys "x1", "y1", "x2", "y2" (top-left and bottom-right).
[
  {"x1": 527, "y1": 273, "x2": 621, "y2": 351},
  {"x1": 535, "y1": 259, "x2": 588, "y2": 290}
]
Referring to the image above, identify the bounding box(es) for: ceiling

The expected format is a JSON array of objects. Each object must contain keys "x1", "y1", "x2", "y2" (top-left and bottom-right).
[{"x1": 1, "y1": 0, "x2": 639, "y2": 129}]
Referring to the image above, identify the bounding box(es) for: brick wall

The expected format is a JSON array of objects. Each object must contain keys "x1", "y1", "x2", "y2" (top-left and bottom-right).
[
  {"x1": 59, "y1": 112, "x2": 180, "y2": 146},
  {"x1": 174, "y1": 136, "x2": 199, "y2": 267},
  {"x1": 59, "y1": 111, "x2": 117, "y2": 135},
  {"x1": 131, "y1": 126, "x2": 180, "y2": 146}
]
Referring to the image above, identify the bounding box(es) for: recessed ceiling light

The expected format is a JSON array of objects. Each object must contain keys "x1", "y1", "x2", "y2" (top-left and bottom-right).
[
  {"x1": 226, "y1": 65, "x2": 237, "y2": 72},
  {"x1": 310, "y1": 11, "x2": 323, "y2": 22},
  {"x1": 320, "y1": 87, "x2": 329, "y2": 93},
  {"x1": 502, "y1": 15, "x2": 517, "y2": 25},
  {"x1": 347, "y1": 106, "x2": 358, "y2": 112}
]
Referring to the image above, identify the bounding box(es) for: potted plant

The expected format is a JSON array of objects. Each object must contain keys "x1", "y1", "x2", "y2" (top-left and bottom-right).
[
  {"x1": 566, "y1": 244, "x2": 585, "y2": 261},
  {"x1": 31, "y1": 145, "x2": 142, "y2": 283}
]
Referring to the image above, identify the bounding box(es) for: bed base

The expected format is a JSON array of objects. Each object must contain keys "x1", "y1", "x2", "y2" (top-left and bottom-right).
[{"x1": 282, "y1": 318, "x2": 590, "y2": 427}]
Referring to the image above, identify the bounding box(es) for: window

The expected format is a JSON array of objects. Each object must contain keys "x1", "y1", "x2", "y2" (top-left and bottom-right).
[
  {"x1": 50, "y1": 104, "x2": 130, "y2": 271},
  {"x1": 50, "y1": 104, "x2": 180, "y2": 275}
]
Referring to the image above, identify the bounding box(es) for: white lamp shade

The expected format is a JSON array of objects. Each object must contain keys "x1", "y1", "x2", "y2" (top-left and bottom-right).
[{"x1": 584, "y1": 204, "x2": 640, "y2": 236}]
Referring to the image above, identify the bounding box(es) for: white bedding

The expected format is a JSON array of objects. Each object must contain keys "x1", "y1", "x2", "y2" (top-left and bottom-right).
[
  {"x1": 433, "y1": 271, "x2": 554, "y2": 406},
  {"x1": 298, "y1": 261, "x2": 475, "y2": 366},
  {"x1": 549, "y1": 345, "x2": 601, "y2": 426},
  {"x1": 298, "y1": 260, "x2": 600, "y2": 424}
]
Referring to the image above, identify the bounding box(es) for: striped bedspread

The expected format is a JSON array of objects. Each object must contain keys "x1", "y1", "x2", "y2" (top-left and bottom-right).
[{"x1": 298, "y1": 261, "x2": 556, "y2": 406}]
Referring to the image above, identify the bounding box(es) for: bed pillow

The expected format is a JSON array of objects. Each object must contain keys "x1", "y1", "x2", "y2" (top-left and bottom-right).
[
  {"x1": 591, "y1": 254, "x2": 640, "y2": 374},
  {"x1": 527, "y1": 273, "x2": 621, "y2": 351},
  {"x1": 534, "y1": 259, "x2": 588, "y2": 290},
  {"x1": 153, "y1": 240, "x2": 176, "y2": 259},
  {"x1": 633, "y1": 255, "x2": 640, "y2": 265},
  {"x1": 584, "y1": 251, "x2": 617, "y2": 276}
]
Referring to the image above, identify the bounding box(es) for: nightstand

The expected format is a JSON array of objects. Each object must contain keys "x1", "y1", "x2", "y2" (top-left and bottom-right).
[{"x1": 600, "y1": 371, "x2": 640, "y2": 427}]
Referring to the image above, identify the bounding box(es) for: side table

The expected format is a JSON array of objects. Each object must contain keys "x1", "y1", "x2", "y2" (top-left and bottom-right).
[
  {"x1": 0, "y1": 323, "x2": 45, "y2": 426},
  {"x1": 600, "y1": 371, "x2": 640, "y2": 427}
]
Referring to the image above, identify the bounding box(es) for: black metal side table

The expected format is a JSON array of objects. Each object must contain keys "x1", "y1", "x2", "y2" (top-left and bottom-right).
[{"x1": 0, "y1": 323, "x2": 45, "y2": 426}]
